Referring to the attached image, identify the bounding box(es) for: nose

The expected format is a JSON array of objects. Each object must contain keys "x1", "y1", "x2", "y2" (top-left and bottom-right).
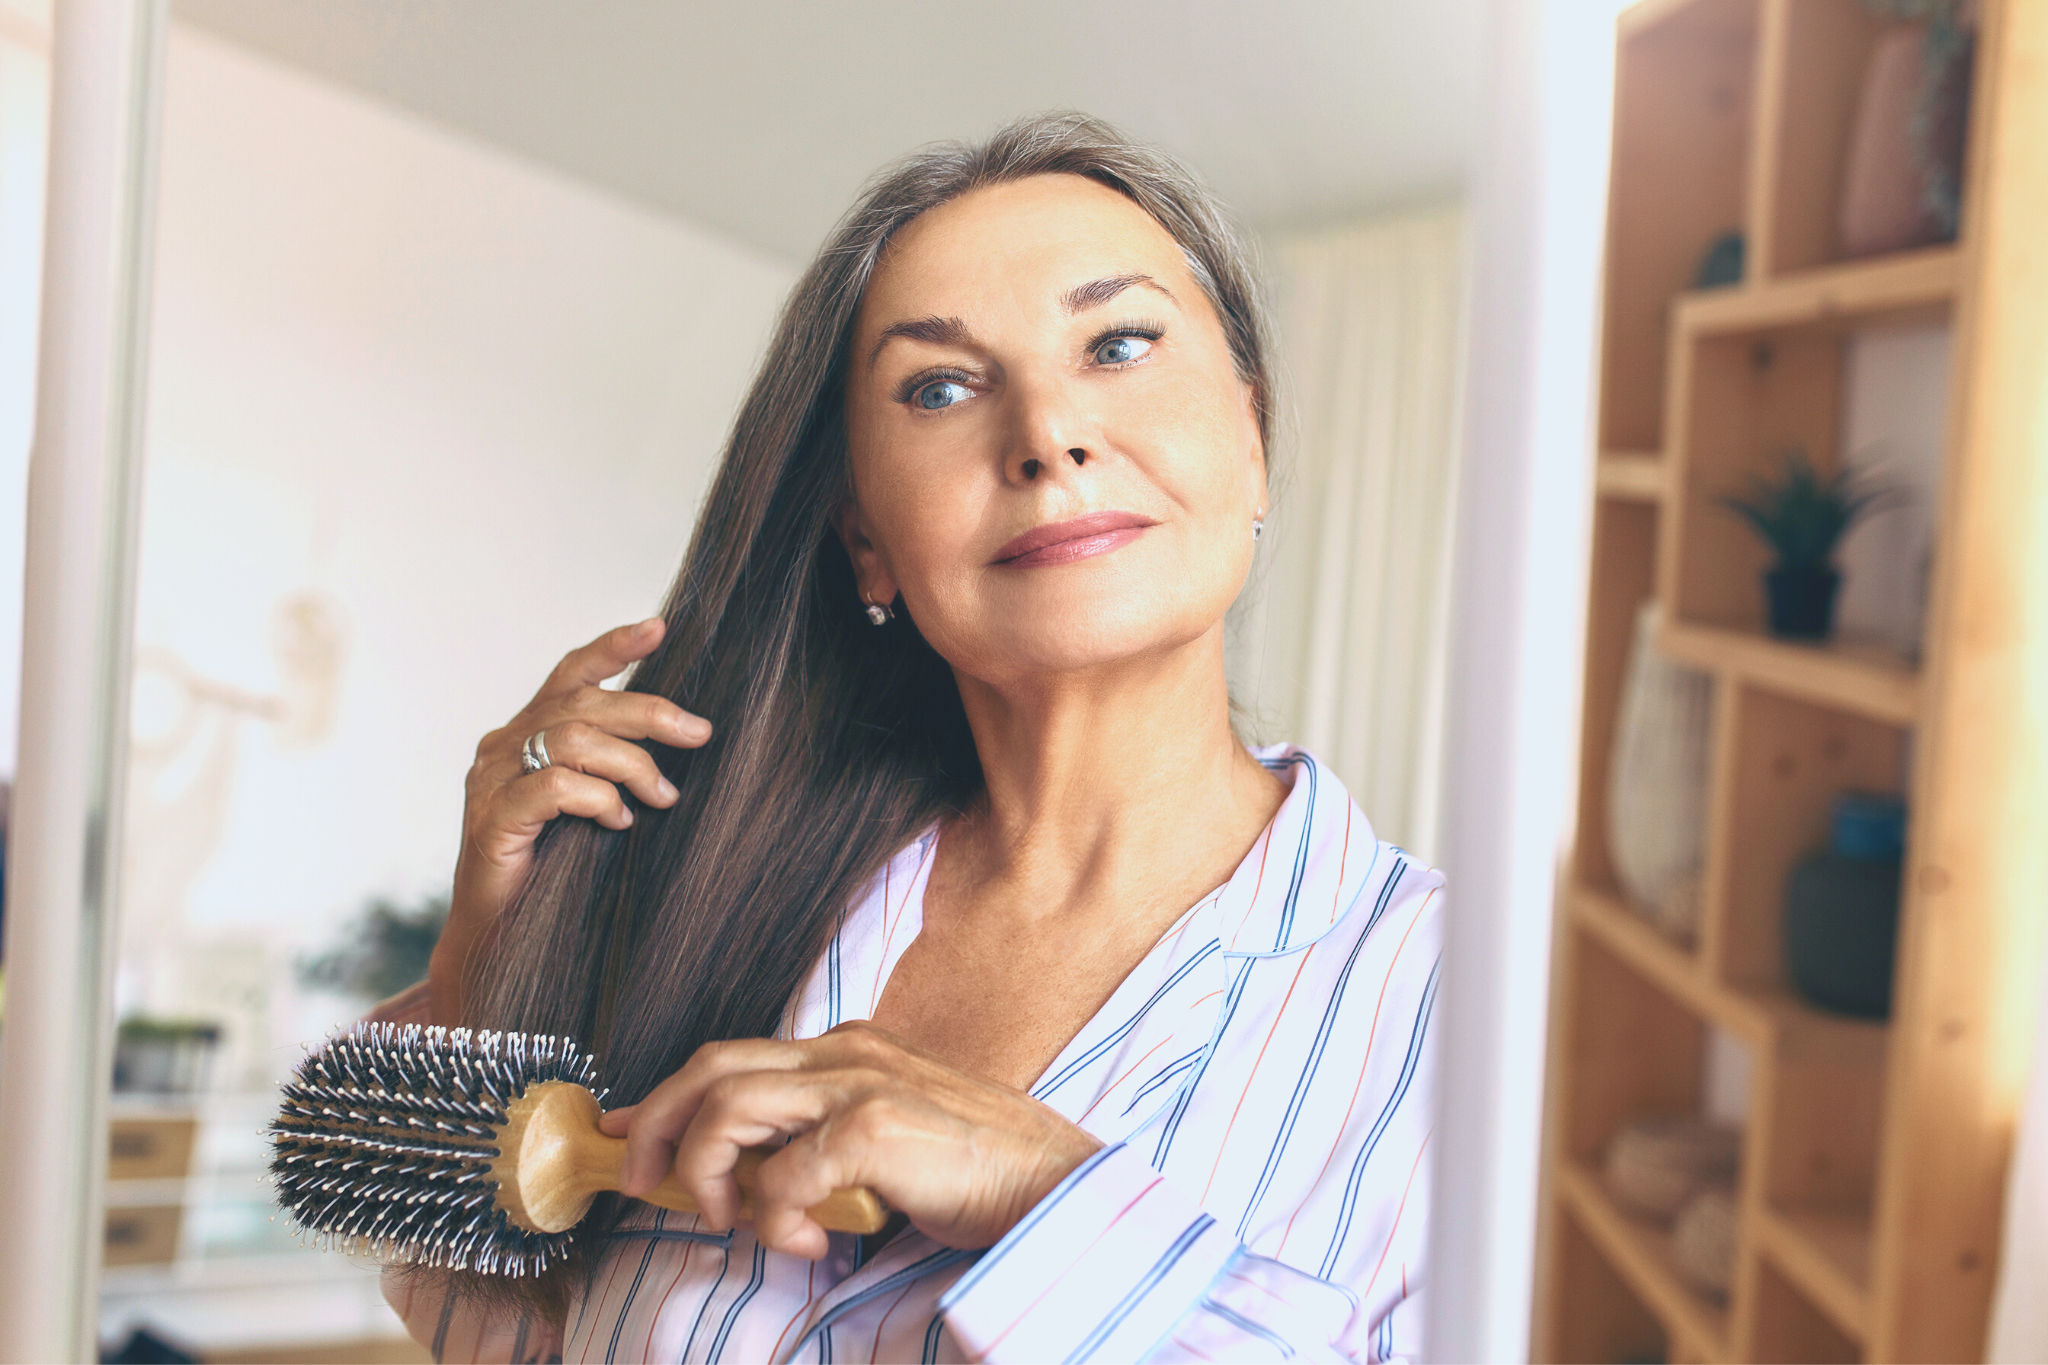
[
  {"x1": 1002, "y1": 374, "x2": 1099, "y2": 485},
  {"x1": 1017, "y1": 449, "x2": 1089, "y2": 480}
]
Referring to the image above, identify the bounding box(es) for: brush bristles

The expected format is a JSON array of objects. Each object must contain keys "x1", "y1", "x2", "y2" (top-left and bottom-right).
[{"x1": 269, "y1": 1021, "x2": 606, "y2": 1276}]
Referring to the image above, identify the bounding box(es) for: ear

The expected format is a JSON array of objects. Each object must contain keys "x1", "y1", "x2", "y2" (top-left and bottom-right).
[
  {"x1": 834, "y1": 494, "x2": 901, "y2": 609},
  {"x1": 1242, "y1": 379, "x2": 1269, "y2": 519}
]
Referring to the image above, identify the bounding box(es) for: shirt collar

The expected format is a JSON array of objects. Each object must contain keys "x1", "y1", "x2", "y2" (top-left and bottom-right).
[
  {"x1": 1219, "y1": 744, "x2": 1385, "y2": 958},
  {"x1": 784, "y1": 745, "x2": 1380, "y2": 1104}
]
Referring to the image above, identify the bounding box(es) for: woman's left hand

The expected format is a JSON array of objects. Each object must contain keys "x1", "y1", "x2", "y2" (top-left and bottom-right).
[{"x1": 597, "y1": 1021, "x2": 1101, "y2": 1260}]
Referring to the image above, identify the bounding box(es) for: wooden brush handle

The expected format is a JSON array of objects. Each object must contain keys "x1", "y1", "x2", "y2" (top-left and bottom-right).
[
  {"x1": 617, "y1": 1141, "x2": 891, "y2": 1235},
  {"x1": 495, "y1": 1081, "x2": 890, "y2": 1235}
]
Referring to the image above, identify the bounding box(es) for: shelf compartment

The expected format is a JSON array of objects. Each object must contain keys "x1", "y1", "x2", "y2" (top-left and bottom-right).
[
  {"x1": 1600, "y1": 0, "x2": 1759, "y2": 453},
  {"x1": 1754, "y1": 1203, "x2": 1872, "y2": 1345},
  {"x1": 1701, "y1": 684, "x2": 1909, "y2": 995},
  {"x1": 1747, "y1": 1254, "x2": 1861, "y2": 1363},
  {"x1": 1560, "y1": 923, "x2": 1712, "y2": 1167},
  {"x1": 1661, "y1": 619, "x2": 1917, "y2": 726},
  {"x1": 1663, "y1": 252, "x2": 1954, "y2": 656},
  {"x1": 1571, "y1": 885, "x2": 1889, "y2": 1071},
  {"x1": 1747, "y1": 0, "x2": 1968, "y2": 279},
  {"x1": 1573, "y1": 885, "x2": 1760, "y2": 1046},
  {"x1": 1746, "y1": 995, "x2": 1886, "y2": 1343},
  {"x1": 1550, "y1": 1204, "x2": 1673, "y2": 1365},
  {"x1": 1598, "y1": 450, "x2": 1669, "y2": 502},
  {"x1": 1559, "y1": 1162, "x2": 1732, "y2": 1362}
]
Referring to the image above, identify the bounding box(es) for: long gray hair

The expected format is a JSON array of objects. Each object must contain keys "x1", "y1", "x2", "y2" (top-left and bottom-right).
[{"x1": 463, "y1": 110, "x2": 1274, "y2": 1317}]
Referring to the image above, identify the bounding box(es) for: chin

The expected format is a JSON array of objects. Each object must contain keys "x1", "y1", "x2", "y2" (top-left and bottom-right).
[{"x1": 953, "y1": 596, "x2": 1229, "y2": 681}]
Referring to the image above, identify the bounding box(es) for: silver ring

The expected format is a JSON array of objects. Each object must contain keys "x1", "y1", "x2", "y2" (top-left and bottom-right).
[{"x1": 521, "y1": 729, "x2": 552, "y2": 774}]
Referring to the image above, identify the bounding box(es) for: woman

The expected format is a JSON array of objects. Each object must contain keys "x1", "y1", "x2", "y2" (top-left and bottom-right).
[{"x1": 388, "y1": 113, "x2": 1441, "y2": 1364}]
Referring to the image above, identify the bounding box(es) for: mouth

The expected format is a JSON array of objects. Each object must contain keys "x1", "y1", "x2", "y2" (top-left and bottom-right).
[{"x1": 991, "y1": 510, "x2": 1158, "y2": 568}]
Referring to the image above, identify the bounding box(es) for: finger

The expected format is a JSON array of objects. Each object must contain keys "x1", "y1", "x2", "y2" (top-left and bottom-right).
[
  {"x1": 754, "y1": 1200, "x2": 830, "y2": 1261},
  {"x1": 669, "y1": 1073, "x2": 837, "y2": 1229},
  {"x1": 598, "y1": 1104, "x2": 637, "y2": 1139},
  {"x1": 555, "y1": 688, "x2": 711, "y2": 750},
  {"x1": 494, "y1": 765, "x2": 636, "y2": 833},
  {"x1": 616, "y1": 1041, "x2": 810, "y2": 1196},
  {"x1": 541, "y1": 618, "x2": 666, "y2": 697},
  {"x1": 750, "y1": 1135, "x2": 850, "y2": 1261},
  {"x1": 533, "y1": 721, "x2": 677, "y2": 808}
]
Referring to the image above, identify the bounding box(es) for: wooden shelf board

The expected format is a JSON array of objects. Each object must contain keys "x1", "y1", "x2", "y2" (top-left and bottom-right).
[
  {"x1": 1676, "y1": 246, "x2": 1959, "y2": 337},
  {"x1": 1559, "y1": 1161, "x2": 1732, "y2": 1362},
  {"x1": 1755, "y1": 1203, "x2": 1873, "y2": 1345},
  {"x1": 1571, "y1": 886, "x2": 1891, "y2": 1068},
  {"x1": 1599, "y1": 451, "x2": 1668, "y2": 501},
  {"x1": 1660, "y1": 620, "x2": 1919, "y2": 726},
  {"x1": 1570, "y1": 885, "x2": 1772, "y2": 1047}
]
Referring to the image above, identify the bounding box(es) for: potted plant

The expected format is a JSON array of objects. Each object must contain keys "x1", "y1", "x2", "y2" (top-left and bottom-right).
[
  {"x1": 1719, "y1": 451, "x2": 1898, "y2": 640},
  {"x1": 297, "y1": 892, "x2": 449, "y2": 1002},
  {"x1": 113, "y1": 1015, "x2": 222, "y2": 1093}
]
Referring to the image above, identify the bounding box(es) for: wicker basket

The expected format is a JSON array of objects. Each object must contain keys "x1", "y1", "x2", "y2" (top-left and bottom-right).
[{"x1": 1604, "y1": 1115, "x2": 1741, "y2": 1223}]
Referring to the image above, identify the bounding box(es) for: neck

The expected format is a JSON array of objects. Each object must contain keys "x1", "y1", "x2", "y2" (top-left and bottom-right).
[{"x1": 946, "y1": 625, "x2": 1282, "y2": 904}]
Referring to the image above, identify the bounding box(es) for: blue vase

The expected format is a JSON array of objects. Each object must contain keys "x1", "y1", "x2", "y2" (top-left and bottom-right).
[{"x1": 1783, "y1": 793, "x2": 1906, "y2": 1020}]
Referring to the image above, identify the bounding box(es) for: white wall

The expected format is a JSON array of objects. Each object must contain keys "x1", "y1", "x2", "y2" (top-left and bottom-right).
[
  {"x1": 0, "y1": 0, "x2": 51, "y2": 782},
  {"x1": 1427, "y1": 1, "x2": 1621, "y2": 1359},
  {"x1": 126, "y1": 25, "x2": 793, "y2": 1076}
]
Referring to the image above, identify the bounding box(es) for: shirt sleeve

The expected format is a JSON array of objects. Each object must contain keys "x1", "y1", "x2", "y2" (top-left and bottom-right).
[{"x1": 940, "y1": 1138, "x2": 1428, "y2": 1364}]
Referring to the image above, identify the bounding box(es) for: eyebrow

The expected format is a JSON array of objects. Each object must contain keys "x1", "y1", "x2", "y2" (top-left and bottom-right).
[
  {"x1": 866, "y1": 273, "x2": 1179, "y2": 370},
  {"x1": 1059, "y1": 272, "x2": 1175, "y2": 314},
  {"x1": 868, "y1": 314, "x2": 976, "y2": 370}
]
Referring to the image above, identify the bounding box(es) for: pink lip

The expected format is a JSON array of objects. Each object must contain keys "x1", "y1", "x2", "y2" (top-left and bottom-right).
[{"x1": 992, "y1": 510, "x2": 1158, "y2": 567}]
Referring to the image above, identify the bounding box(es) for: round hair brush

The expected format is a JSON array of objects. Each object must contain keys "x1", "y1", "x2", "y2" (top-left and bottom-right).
[{"x1": 269, "y1": 1021, "x2": 890, "y2": 1275}]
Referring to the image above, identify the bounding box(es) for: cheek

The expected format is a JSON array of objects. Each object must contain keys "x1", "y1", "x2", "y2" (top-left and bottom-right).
[
  {"x1": 1126, "y1": 367, "x2": 1255, "y2": 517},
  {"x1": 849, "y1": 432, "x2": 989, "y2": 590}
]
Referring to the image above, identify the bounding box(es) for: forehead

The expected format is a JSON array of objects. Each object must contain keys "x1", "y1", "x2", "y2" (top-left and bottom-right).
[{"x1": 857, "y1": 174, "x2": 1193, "y2": 326}]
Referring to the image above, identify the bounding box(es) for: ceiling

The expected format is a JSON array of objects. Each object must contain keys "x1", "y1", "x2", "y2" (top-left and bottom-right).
[{"x1": 171, "y1": 0, "x2": 1485, "y2": 263}]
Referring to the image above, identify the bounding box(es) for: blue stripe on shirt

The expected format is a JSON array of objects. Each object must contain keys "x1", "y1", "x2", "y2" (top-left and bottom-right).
[
  {"x1": 1320, "y1": 954, "x2": 1440, "y2": 1278},
  {"x1": 1063, "y1": 1214, "x2": 1217, "y2": 1363}
]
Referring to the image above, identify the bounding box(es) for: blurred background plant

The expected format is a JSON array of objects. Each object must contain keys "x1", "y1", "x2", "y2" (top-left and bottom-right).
[
  {"x1": 1719, "y1": 449, "x2": 1900, "y2": 571},
  {"x1": 111, "y1": 1016, "x2": 221, "y2": 1094},
  {"x1": 1720, "y1": 449, "x2": 1904, "y2": 640},
  {"x1": 294, "y1": 892, "x2": 448, "y2": 1004}
]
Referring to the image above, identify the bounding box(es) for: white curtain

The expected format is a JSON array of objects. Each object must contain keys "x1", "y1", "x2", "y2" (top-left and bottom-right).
[{"x1": 1229, "y1": 205, "x2": 1467, "y2": 860}]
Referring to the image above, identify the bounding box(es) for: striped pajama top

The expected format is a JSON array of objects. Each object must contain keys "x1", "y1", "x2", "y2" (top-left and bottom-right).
[{"x1": 396, "y1": 744, "x2": 1443, "y2": 1363}]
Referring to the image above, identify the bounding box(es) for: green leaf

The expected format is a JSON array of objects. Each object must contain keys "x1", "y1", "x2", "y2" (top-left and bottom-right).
[{"x1": 1716, "y1": 449, "x2": 1902, "y2": 569}]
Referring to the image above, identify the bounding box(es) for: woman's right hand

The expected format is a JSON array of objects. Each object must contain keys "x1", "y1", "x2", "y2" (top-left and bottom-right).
[{"x1": 431, "y1": 618, "x2": 712, "y2": 1025}]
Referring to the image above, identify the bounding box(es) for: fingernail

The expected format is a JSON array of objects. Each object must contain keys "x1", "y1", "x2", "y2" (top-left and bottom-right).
[
  {"x1": 640, "y1": 616, "x2": 663, "y2": 631},
  {"x1": 619, "y1": 809, "x2": 634, "y2": 827},
  {"x1": 658, "y1": 779, "x2": 678, "y2": 802}
]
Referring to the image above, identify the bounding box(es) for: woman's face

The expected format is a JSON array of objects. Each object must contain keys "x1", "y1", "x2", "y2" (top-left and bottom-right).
[{"x1": 842, "y1": 173, "x2": 1266, "y2": 689}]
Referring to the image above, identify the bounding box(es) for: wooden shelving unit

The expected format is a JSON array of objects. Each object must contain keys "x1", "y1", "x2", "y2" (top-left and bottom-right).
[{"x1": 1536, "y1": 1, "x2": 2048, "y2": 1361}]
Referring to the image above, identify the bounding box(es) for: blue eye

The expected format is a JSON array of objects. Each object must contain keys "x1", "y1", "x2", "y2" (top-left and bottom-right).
[
  {"x1": 1095, "y1": 334, "x2": 1153, "y2": 366},
  {"x1": 914, "y1": 379, "x2": 972, "y2": 410}
]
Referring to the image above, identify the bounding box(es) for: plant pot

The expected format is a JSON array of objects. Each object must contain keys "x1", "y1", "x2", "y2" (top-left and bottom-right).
[
  {"x1": 1764, "y1": 564, "x2": 1840, "y2": 639},
  {"x1": 1783, "y1": 793, "x2": 1906, "y2": 1021},
  {"x1": 1785, "y1": 851, "x2": 1901, "y2": 1019},
  {"x1": 112, "y1": 1030, "x2": 220, "y2": 1094}
]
